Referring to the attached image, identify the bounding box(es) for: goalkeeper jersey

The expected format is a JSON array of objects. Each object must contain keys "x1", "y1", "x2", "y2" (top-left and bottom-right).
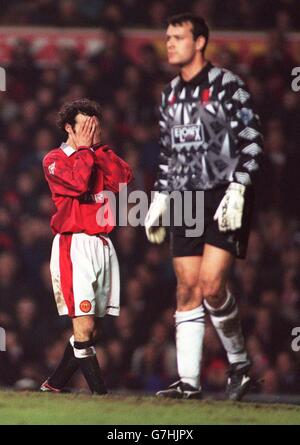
[{"x1": 154, "y1": 61, "x2": 263, "y2": 192}]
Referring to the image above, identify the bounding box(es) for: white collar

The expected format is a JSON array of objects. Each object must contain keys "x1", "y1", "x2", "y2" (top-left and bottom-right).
[{"x1": 60, "y1": 142, "x2": 76, "y2": 157}]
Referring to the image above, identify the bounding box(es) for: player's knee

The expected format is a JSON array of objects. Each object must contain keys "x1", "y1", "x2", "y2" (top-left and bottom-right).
[
  {"x1": 176, "y1": 282, "x2": 202, "y2": 311},
  {"x1": 200, "y1": 277, "x2": 225, "y2": 307},
  {"x1": 74, "y1": 329, "x2": 94, "y2": 343},
  {"x1": 73, "y1": 317, "x2": 95, "y2": 342}
]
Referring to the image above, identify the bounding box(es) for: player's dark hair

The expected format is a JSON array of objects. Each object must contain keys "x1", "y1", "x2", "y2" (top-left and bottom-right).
[
  {"x1": 57, "y1": 98, "x2": 102, "y2": 132},
  {"x1": 167, "y1": 13, "x2": 209, "y2": 53}
]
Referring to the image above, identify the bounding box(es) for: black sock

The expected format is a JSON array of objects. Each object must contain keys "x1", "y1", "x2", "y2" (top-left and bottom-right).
[
  {"x1": 74, "y1": 340, "x2": 107, "y2": 395},
  {"x1": 48, "y1": 340, "x2": 79, "y2": 389}
]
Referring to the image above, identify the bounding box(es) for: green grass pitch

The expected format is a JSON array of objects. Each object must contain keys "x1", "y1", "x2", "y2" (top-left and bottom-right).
[{"x1": 0, "y1": 391, "x2": 299, "y2": 425}]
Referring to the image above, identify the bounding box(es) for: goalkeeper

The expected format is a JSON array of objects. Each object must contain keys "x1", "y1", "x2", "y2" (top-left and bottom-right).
[{"x1": 145, "y1": 13, "x2": 263, "y2": 401}]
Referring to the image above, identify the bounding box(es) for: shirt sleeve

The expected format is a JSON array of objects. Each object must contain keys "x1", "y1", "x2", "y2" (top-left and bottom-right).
[
  {"x1": 94, "y1": 145, "x2": 133, "y2": 193},
  {"x1": 154, "y1": 91, "x2": 172, "y2": 192},
  {"x1": 227, "y1": 78, "x2": 264, "y2": 187},
  {"x1": 43, "y1": 147, "x2": 96, "y2": 196}
]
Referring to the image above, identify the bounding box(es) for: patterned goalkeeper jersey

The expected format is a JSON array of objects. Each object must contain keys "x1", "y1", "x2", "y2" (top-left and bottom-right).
[{"x1": 154, "y1": 62, "x2": 263, "y2": 192}]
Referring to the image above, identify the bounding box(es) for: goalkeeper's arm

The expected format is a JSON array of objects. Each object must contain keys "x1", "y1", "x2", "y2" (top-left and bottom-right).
[
  {"x1": 145, "y1": 91, "x2": 171, "y2": 244},
  {"x1": 214, "y1": 77, "x2": 263, "y2": 232}
]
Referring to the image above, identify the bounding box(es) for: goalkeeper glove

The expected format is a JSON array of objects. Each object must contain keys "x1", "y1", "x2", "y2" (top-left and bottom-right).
[
  {"x1": 213, "y1": 182, "x2": 246, "y2": 232},
  {"x1": 145, "y1": 192, "x2": 169, "y2": 244}
]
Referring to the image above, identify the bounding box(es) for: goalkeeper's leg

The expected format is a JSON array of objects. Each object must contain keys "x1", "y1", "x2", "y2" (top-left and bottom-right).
[
  {"x1": 156, "y1": 256, "x2": 204, "y2": 399},
  {"x1": 201, "y1": 244, "x2": 251, "y2": 400}
]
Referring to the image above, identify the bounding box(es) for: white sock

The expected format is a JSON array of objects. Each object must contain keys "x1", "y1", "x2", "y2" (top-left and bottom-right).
[
  {"x1": 204, "y1": 291, "x2": 248, "y2": 364},
  {"x1": 175, "y1": 305, "x2": 205, "y2": 389}
]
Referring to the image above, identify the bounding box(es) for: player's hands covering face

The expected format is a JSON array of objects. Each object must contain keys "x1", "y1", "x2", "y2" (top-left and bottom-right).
[
  {"x1": 92, "y1": 117, "x2": 102, "y2": 146},
  {"x1": 70, "y1": 116, "x2": 96, "y2": 148}
]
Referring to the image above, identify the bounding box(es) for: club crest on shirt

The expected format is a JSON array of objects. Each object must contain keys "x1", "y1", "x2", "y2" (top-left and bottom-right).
[
  {"x1": 48, "y1": 162, "x2": 56, "y2": 175},
  {"x1": 171, "y1": 124, "x2": 204, "y2": 149},
  {"x1": 79, "y1": 300, "x2": 92, "y2": 313}
]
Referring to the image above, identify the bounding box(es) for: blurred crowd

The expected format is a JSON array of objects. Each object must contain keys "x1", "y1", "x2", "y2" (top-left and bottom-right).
[
  {"x1": 0, "y1": 9, "x2": 300, "y2": 396},
  {"x1": 0, "y1": 0, "x2": 300, "y2": 31}
]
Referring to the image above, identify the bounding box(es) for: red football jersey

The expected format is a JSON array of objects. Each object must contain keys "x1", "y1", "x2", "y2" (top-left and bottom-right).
[{"x1": 43, "y1": 143, "x2": 133, "y2": 235}]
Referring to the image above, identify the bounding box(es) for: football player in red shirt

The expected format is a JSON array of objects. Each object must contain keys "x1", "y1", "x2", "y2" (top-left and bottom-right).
[{"x1": 41, "y1": 99, "x2": 133, "y2": 394}]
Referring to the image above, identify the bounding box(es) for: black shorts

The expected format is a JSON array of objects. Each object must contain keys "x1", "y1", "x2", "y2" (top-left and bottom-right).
[{"x1": 169, "y1": 186, "x2": 254, "y2": 259}]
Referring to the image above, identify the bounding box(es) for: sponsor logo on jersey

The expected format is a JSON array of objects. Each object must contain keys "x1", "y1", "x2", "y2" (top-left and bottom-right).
[
  {"x1": 171, "y1": 124, "x2": 204, "y2": 149},
  {"x1": 79, "y1": 300, "x2": 92, "y2": 313}
]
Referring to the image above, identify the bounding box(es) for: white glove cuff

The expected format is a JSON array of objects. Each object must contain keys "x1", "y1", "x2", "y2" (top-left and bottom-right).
[
  {"x1": 152, "y1": 191, "x2": 169, "y2": 208},
  {"x1": 145, "y1": 191, "x2": 169, "y2": 229},
  {"x1": 228, "y1": 182, "x2": 246, "y2": 196}
]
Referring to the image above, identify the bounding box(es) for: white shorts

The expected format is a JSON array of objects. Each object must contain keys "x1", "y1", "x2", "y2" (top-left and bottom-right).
[{"x1": 50, "y1": 233, "x2": 120, "y2": 318}]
